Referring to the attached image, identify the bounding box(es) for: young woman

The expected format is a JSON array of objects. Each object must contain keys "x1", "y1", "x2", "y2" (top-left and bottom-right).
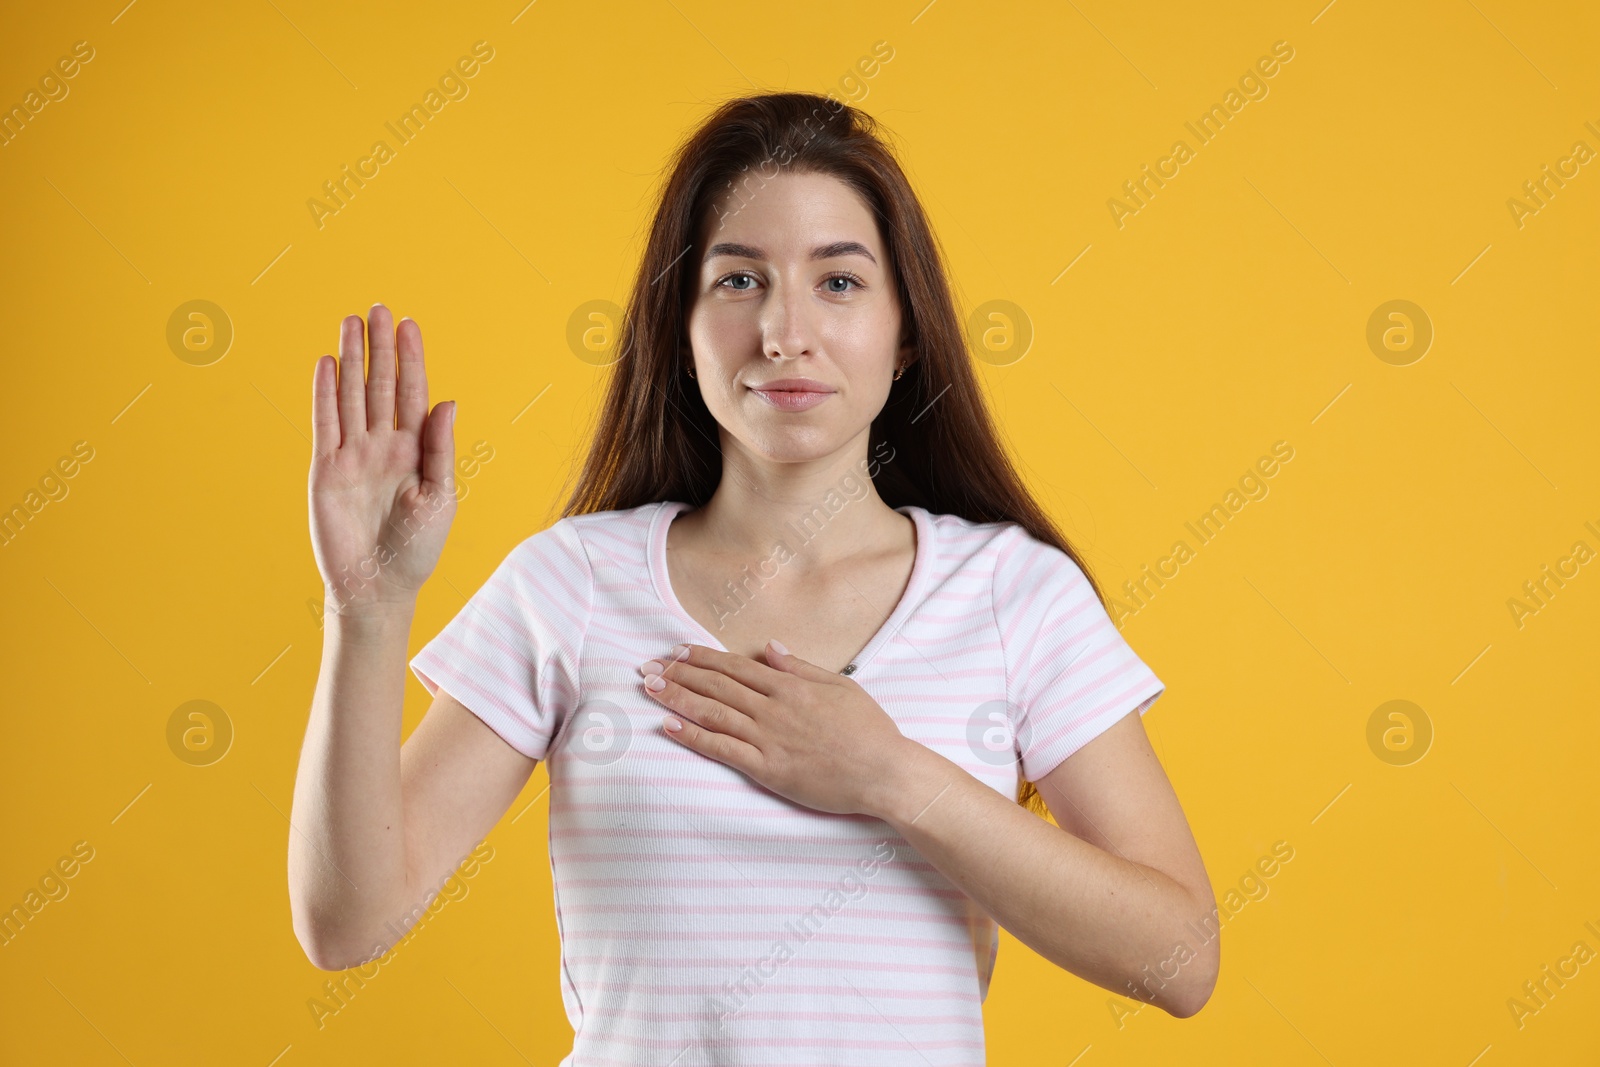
[{"x1": 290, "y1": 91, "x2": 1217, "y2": 1063}]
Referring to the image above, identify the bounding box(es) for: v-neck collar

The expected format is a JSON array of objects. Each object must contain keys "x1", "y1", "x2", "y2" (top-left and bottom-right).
[{"x1": 646, "y1": 499, "x2": 934, "y2": 677}]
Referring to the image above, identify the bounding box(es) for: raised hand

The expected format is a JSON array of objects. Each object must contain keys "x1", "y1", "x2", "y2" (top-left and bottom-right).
[{"x1": 309, "y1": 305, "x2": 456, "y2": 616}]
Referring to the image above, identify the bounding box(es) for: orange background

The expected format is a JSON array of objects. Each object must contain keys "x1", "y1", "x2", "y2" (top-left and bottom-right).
[{"x1": 1, "y1": 1, "x2": 1596, "y2": 1063}]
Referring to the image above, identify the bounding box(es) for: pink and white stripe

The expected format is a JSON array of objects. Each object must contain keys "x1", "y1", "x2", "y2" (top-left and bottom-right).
[{"x1": 411, "y1": 499, "x2": 1165, "y2": 1064}]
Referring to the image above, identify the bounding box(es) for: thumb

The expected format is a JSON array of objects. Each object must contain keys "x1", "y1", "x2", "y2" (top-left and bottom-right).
[
  {"x1": 765, "y1": 639, "x2": 838, "y2": 681},
  {"x1": 421, "y1": 400, "x2": 456, "y2": 495}
]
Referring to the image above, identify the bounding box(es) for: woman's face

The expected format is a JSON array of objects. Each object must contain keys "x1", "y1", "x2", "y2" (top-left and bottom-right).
[{"x1": 686, "y1": 170, "x2": 910, "y2": 466}]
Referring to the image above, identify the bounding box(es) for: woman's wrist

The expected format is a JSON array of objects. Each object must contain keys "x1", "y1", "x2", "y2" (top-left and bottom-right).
[
  {"x1": 865, "y1": 739, "x2": 963, "y2": 829},
  {"x1": 322, "y1": 587, "x2": 418, "y2": 634}
]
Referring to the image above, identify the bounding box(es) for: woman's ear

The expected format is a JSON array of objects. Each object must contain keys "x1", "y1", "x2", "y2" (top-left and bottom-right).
[{"x1": 896, "y1": 338, "x2": 915, "y2": 371}]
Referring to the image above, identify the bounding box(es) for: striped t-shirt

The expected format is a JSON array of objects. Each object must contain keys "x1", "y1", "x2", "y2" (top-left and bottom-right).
[{"x1": 409, "y1": 499, "x2": 1165, "y2": 1065}]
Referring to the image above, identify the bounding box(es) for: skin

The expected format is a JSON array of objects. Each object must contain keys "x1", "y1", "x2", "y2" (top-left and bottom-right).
[
  {"x1": 288, "y1": 171, "x2": 1218, "y2": 1020},
  {"x1": 290, "y1": 307, "x2": 533, "y2": 972},
  {"x1": 667, "y1": 169, "x2": 918, "y2": 670}
]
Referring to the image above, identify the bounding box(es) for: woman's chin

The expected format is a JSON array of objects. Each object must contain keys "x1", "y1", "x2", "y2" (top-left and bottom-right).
[{"x1": 738, "y1": 431, "x2": 849, "y2": 465}]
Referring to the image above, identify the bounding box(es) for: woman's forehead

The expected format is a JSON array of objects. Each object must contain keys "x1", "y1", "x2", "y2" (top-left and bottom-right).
[{"x1": 699, "y1": 171, "x2": 883, "y2": 258}]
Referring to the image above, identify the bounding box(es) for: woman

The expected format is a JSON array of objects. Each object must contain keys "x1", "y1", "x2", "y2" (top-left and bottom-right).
[{"x1": 290, "y1": 91, "x2": 1217, "y2": 1063}]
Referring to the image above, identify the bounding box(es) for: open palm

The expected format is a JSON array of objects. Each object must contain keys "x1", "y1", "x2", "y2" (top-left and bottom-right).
[{"x1": 309, "y1": 305, "x2": 456, "y2": 615}]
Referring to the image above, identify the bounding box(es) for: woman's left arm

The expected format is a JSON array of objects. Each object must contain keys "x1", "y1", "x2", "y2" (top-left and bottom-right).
[
  {"x1": 871, "y1": 708, "x2": 1220, "y2": 1019},
  {"x1": 641, "y1": 641, "x2": 1219, "y2": 1018}
]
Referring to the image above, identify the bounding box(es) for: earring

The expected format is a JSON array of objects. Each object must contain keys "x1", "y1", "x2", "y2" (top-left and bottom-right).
[
  {"x1": 686, "y1": 363, "x2": 696, "y2": 379},
  {"x1": 893, "y1": 362, "x2": 906, "y2": 381}
]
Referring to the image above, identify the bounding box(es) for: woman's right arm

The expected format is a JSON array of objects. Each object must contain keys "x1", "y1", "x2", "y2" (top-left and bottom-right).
[{"x1": 288, "y1": 306, "x2": 538, "y2": 971}]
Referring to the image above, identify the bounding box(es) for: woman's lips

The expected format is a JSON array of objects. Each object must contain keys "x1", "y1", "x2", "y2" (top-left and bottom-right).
[{"x1": 749, "y1": 387, "x2": 834, "y2": 411}]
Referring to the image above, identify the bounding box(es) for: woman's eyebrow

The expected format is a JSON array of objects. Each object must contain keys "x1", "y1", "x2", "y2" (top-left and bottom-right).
[{"x1": 703, "y1": 241, "x2": 878, "y2": 265}]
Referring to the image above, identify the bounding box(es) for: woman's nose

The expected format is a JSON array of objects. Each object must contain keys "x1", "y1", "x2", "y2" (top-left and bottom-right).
[{"x1": 762, "y1": 281, "x2": 817, "y2": 359}]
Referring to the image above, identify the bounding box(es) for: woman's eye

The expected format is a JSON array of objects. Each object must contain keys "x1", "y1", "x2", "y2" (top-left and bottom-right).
[{"x1": 716, "y1": 271, "x2": 863, "y2": 293}]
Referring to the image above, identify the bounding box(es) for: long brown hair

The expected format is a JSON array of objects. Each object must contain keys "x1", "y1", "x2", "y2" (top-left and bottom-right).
[{"x1": 561, "y1": 91, "x2": 1110, "y2": 818}]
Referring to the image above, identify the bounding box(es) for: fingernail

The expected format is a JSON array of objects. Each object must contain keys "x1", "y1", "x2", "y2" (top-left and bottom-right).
[
  {"x1": 768, "y1": 639, "x2": 789, "y2": 656},
  {"x1": 640, "y1": 660, "x2": 666, "y2": 675},
  {"x1": 664, "y1": 716, "x2": 683, "y2": 733},
  {"x1": 645, "y1": 674, "x2": 666, "y2": 691},
  {"x1": 670, "y1": 644, "x2": 690, "y2": 661}
]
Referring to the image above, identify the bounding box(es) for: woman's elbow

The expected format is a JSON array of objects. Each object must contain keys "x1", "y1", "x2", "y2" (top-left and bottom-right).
[
  {"x1": 291, "y1": 900, "x2": 387, "y2": 973},
  {"x1": 294, "y1": 915, "x2": 355, "y2": 972},
  {"x1": 1169, "y1": 938, "x2": 1221, "y2": 1019},
  {"x1": 1170, "y1": 966, "x2": 1218, "y2": 1019}
]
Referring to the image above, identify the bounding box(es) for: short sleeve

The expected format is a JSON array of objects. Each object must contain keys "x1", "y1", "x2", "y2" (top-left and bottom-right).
[
  {"x1": 992, "y1": 525, "x2": 1165, "y2": 783},
  {"x1": 408, "y1": 519, "x2": 593, "y2": 761}
]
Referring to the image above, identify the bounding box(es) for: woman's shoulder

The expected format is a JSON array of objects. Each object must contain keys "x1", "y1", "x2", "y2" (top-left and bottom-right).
[
  {"x1": 909, "y1": 506, "x2": 1089, "y2": 588},
  {"x1": 907, "y1": 505, "x2": 1029, "y2": 552},
  {"x1": 902, "y1": 506, "x2": 1042, "y2": 585},
  {"x1": 511, "y1": 500, "x2": 675, "y2": 560},
  {"x1": 552, "y1": 499, "x2": 673, "y2": 533}
]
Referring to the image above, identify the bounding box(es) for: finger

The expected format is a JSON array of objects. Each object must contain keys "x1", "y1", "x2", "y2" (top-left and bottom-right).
[
  {"x1": 365, "y1": 303, "x2": 397, "y2": 432},
  {"x1": 336, "y1": 314, "x2": 367, "y2": 439},
  {"x1": 645, "y1": 670, "x2": 759, "y2": 743},
  {"x1": 395, "y1": 316, "x2": 429, "y2": 434},
  {"x1": 420, "y1": 400, "x2": 456, "y2": 495},
  {"x1": 311, "y1": 354, "x2": 340, "y2": 455},
  {"x1": 762, "y1": 642, "x2": 844, "y2": 684},
  {"x1": 654, "y1": 658, "x2": 765, "y2": 719},
  {"x1": 662, "y1": 710, "x2": 763, "y2": 772},
  {"x1": 672, "y1": 643, "x2": 788, "y2": 698}
]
